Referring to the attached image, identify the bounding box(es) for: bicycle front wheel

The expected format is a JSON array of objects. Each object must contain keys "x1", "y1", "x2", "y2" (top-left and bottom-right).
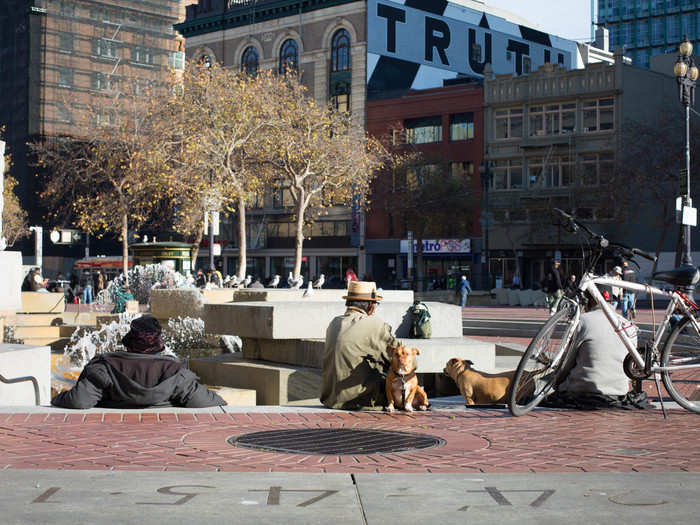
[
  {"x1": 509, "y1": 305, "x2": 580, "y2": 416},
  {"x1": 661, "y1": 313, "x2": 700, "y2": 413}
]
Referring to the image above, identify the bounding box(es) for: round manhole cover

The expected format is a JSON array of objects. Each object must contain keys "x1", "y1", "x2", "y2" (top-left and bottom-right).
[{"x1": 228, "y1": 428, "x2": 445, "y2": 455}]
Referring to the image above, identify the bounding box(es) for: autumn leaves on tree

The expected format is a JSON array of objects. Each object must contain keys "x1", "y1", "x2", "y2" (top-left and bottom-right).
[{"x1": 30, "y1": 64, "x2": 388, "y2": 281}]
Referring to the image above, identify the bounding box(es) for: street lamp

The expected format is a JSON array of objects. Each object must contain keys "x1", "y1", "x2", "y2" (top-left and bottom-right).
[
  {"x1": 479, "y1": 161, "x2": 492, "y2": 290},
  {"x1": 674, "y1": 35, "x2": 698, "y2": 270}
]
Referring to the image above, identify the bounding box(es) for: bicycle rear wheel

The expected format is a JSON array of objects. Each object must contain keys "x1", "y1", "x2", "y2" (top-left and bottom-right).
[
  {"x1": 509, "y1": 305, "x2": 580, "y2": 416},
  {"x1": 661, "y1": 313, "x2": 700, "y2": 413}
]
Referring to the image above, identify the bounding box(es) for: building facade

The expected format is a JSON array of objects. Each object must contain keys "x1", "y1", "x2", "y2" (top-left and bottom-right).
[
  {"x1": 365, "y1": 82, "x2": 484, "y2": 289},
  {"x1": 0, "y1": 0, "x2": 187, "y2": 273},
  {"x1": 597, "y1": 0, "x2": 700, "y2": 68},
  {"x1": 176, "y1": 0, "x2": 583, "y2": 285},
  {"x1": 483, "y1": 53, "x2": 680, "y2": 288}
]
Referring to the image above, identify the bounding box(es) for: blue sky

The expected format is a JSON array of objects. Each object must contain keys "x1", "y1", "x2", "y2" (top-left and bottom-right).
[{"x1": 488, "y1": 0, "x2": 594, "y2": 42}]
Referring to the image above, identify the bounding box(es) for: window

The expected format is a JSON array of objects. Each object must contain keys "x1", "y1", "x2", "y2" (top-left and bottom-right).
[
  {"x1": 681, "y1": 11, "x2": 696, "y2": 39},
  {"x1": 331, "y1": 91, "x2": 350, "y2": 113},
  {"x1": 57, "y1": 67, "x2": 72, "y2": 88},
  {"x1": 637, "y1": 20, "x2": 649, "y2": 45},
  {"x1": 494, "y1": 108, "x2": 523, "y2": 139},
  {"x1": 92, "y1": 72, "x2": 118, "y2": 91},
  {"x1": 59, "y1": 32, "x2": 73, "y2": 53},
  {"x1": 622, "y1": 22, "x2": 633, "y2": 44},
  {"x1": 609, "y1": 24, "x2": 620, "y2": 47},
  {"x1": 652, "y1": 0, "x2": 666, "y2": 14},
  {"x1": 636, "y1": 0, "x2": 648, "y2": 15},
  {"x1": 667, "y1": 15, "x2": 681, "y2": 41},
  {"x1": 530, "y1": 103, "x2": 576, "y2": 136},
  {"x1": 583, "y1": 98, "x2": 614, "y2": 132},
  {"x1": 331, "y1": 29, "x2": 351, "y2": 72},
  {"x1": 58, "y1": 1, "x2": 74, "y2": 16},
  {"x1": 528, "y1": 157, "x2": 573, "y2": 188},
  {"x1": 581, "y1": 153, "x2": 614, "y2": 186},
  {"x1": 94, "y1": 38, "x2": 118, "y2": 59},
  {"x1": 241, "y1": 46, "x2": 259, "y2": 75},
  {"x1": 491, "y1": 159, "x2": 523, "y2": 190},
  {"x1": 407, "y1": 164, "x2": 441, "y2": 188},
  {"x1": 449, "y1": 113, "x2": 474, "y2": 141},
  {"x1": 56, "y1": 102, "x2": 70, "y2": 122},
  {"x1": 652, "y1": 17, "x2": 664, "y2": 43},
  {"x1": 133, "y1": 46, "x2": 154, "y2": 65},
  {"x1": 405, "y1": 116, "x2": 442, "y2": 144},
  {"x1": 449, "y1": 161, "x2": 474, "y2": 182},
  {"x1": 169, "y1": 51, "x2": 185, "y2": 71},
  {"x1": 279, "y1": 39, "x2": 298, "y2": 74}
]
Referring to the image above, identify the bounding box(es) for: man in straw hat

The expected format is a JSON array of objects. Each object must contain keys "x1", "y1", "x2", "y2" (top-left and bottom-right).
[{"x1": 321, "y1": 281, "x2": 399, "y2": 409}]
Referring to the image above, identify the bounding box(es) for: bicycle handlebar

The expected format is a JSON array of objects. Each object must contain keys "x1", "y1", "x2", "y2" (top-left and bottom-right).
[{"x1": 552, "y1": 208, "x2": 657, "y2": 263}]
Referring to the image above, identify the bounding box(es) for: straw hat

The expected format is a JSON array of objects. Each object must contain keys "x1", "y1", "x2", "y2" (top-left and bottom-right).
[{"x1": 343, "y1": 281, "x2": 383, "y2": 302}]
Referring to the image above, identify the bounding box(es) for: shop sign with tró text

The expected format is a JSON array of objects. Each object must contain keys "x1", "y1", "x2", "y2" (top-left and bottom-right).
[{"x1": 400, "y1": 238, "x2": 471, "y2": 254}]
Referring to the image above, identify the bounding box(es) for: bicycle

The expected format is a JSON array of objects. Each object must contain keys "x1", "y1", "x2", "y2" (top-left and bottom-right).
[{"x1": 508, "y1": 208, "x2": 700, "y2": 416}]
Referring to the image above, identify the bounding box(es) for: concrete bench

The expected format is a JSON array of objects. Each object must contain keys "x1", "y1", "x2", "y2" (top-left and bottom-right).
[
  {"x1": 0, "y1": 344, "x2": 51, "y2": 405},
  {"x1": 204, "y1": 385, "x2": 256, "y2": 406},
  {"x1": 241, "y1": 337, "x2": 495, "y2": 372},
  {"x1": 20, "y1": 292, "x2": 65, "y2": 313},
  {"x1": 204, "y1": 301, "x2": 463, "y2": 340},
  {"x1": 190, "y1": 355, "x2": 321, "y2": 405}
]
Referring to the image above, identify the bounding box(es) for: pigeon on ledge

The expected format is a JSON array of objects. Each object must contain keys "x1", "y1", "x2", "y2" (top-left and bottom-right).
[
  {"x1": 269, "y1": 274, "x2": 280, "y2": 288},
  {"x1": 303, "y1": 281, "x2": 314, "y2": 297},
  {"x1": 312, "y1": 274, "x2": 325, "y2": 289}
]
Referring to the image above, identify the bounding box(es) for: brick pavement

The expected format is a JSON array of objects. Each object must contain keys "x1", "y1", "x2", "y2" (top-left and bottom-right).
[{"x1": 1, "y1": 408, "x2": 698, "y2": 474}]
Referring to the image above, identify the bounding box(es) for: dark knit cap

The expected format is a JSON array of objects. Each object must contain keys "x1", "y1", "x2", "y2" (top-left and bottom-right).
[{"x1": 121, "y1": 315, "x2": 165, "y2": 354}]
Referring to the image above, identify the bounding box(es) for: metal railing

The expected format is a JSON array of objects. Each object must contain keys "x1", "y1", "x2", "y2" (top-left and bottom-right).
[{"x1": 0, "y1": 373, "x2": 41, "y2": 405}]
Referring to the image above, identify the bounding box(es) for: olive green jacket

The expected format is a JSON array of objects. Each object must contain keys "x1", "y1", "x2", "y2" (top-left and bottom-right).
[{"x1": 320, "y1": 307, "x2": 398, "y2": 410}]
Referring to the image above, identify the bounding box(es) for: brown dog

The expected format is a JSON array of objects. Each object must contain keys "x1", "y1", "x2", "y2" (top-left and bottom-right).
[
  {"x1": 443, "y1": 358, "x2": 515, "y2": 405},
  {"x1": 385, "y1": 343, "x2": 429, "y2": 412}
]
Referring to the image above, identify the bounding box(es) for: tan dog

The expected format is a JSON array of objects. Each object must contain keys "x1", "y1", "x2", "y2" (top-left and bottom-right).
[
  {"x1": 386, "y1": 343, "x2": 429, "y2": 412},
  {"x1": 443, "y1": 358, "x2": 515, "y2": 405}
]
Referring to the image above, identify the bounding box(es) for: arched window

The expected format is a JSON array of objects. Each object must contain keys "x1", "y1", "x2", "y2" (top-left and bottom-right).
[
  {"x1": 279, "y1": 39, "x2": 298, "y2": 74},
  {"x1": 329, "y1": 29, "x2": 351, "y2": 112},
  {"x1": 241, "y1": 46, "x2": 259, "y2": 75},
  {"x1": 331, "y1": 29, "x2": 351, "y2": 72}
]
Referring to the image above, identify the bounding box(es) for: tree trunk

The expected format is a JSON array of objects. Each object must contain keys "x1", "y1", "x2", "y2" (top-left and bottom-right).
[
  {"x1": 237, "y1": 196, "x2": 247, "y2": 281},
  {"x1": 190, "y1": 213, "x2": 205, "y2": 271},
  {"x1": 121, "y1": 211, "x2": 129, "y2": 286},
  {"x1": 293, "y1": 199, "x2": 305, "y2": 280}
]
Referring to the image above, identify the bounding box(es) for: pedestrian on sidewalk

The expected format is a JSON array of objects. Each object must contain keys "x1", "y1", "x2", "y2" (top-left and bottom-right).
[
  {"x1": 621, "y1": 261, "x2": 637, "y2": 320},
  {"x1": 544, "y1": 261, "x2": 564, "y2": 315},
  {"x1": 457, "y1": 275, "x2": 472, "y2": 307}
]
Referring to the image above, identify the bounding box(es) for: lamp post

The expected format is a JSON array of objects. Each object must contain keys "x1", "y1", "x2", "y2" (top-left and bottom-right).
[
  {"x1": 674, "y1": 35, "x2": 698, "y2": 270},
  {"x1": 479, "y1": 161, "x2": 492, "y2": 290}
]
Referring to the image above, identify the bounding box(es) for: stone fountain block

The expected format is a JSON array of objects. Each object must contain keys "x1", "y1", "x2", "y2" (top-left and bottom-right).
[
  {"x1": 232, "y1": 288, "x2": 414, "y2": 303},
  {"x1": 0, "y1": 251, "x2": 22, "y2": 313},
  {"x1": 149, "y1": 289, "x2": 204, "y2": 321},
  {"x1": 242, "y1": 337, "x2": 495, "y2": 372},
  {"x1": 189, "y1": 354, "x2": 321, "y2": 405},
  {"x1": 0, "y1": 343, "x2": 51, "y2": 405},
  {"x1": 205, "y1": 301, "x2": 462, "y2": 340}
]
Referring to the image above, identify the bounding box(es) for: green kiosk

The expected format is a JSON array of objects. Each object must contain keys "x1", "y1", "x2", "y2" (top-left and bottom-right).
[{"x1": 129, "y1": 242, "x2": 196, "y2": 274}]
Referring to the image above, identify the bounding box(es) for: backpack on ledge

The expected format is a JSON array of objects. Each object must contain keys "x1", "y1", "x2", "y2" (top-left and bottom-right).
[{"x1": 409, "y1": 301, "x2": 432, "y2": 339}]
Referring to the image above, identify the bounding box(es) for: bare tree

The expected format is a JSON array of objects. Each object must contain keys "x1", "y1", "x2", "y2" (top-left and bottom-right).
[
  {"x1": 263, "y1": 77, "x2": 387, "y2": 280},
  {"x1": 29, "y1": 84, "x2": 169, "y2": 284},
  {"x1": 164, "y1": 64, "x2": 273, "y2": 278}
]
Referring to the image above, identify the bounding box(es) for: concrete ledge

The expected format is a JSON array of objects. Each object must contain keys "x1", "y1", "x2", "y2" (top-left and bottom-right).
[
  {"x1": 232, "y1": 289, "x2": 414, "y2": 302},
  {"x1": 0, "y1": 251, "x2": 22, "y2": 311},
  {"x1": 189, "y1": 355, "x2": 321, "y2": 405},
  {"x1": 0, "y1": 343, "x2": 51, "y2": 405},
  {"x1": 202, "y1": 289, "x2": 235, "y2": 304},
  {"x1": 150, "y1": 289, "x2": 204, "y2": 321},
  {"x1": 204, "y1": 385, "x2": 256, "y2": 406},
  {"x1": 205, "y1": 301, "x2": 462, "y2": 339},
  {"x1": 242, "y1": 337, "x2": 495, "y2": 372},
  {"x1": 20, "y1": 292, "x2": 65, "y2": 313}
]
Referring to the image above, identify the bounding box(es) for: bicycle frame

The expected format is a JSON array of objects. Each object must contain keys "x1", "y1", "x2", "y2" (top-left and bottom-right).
[{"x1": 576, "y1": 274, "x2": 699, "y2": 372}]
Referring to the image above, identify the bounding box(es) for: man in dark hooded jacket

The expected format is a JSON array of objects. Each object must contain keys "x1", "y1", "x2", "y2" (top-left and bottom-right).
[{"x1": 52, "y1": 316, "x2": 225, "y2": 409}]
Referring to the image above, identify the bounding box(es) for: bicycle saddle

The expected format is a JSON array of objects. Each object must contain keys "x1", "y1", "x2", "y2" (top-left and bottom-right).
[{"x1": 652, "y1": 265, "x2": 700, "y2": 287}]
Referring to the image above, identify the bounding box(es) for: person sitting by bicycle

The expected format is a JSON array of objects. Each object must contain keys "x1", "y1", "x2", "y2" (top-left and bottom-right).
[{"x1": 544, "y1": 288, "x2": 651, "y2": 410}]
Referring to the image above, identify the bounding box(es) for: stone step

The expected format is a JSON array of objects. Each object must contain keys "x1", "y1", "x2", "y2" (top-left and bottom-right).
[
  {"x1": 241, "y1": 337, "x2": 496, "y2": 373},
  {"x1": 12, "y1": 325, "x2": 77, "y2": 340},
  {"x1": 232, "y1": 289, "x2": 414, "y2": 303},
  {"x1": 189, "y1": 355, "x2": 321, "y2": 406},
  {"x1": 204, "y1": 385, "x2": 256, "y2": 406},
  {"x1": 205, "y1": 301, "x2": 462, "y2": 340},
  {"x1": 5, "y1": 314, "x2": 65, "y2": 327}
]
